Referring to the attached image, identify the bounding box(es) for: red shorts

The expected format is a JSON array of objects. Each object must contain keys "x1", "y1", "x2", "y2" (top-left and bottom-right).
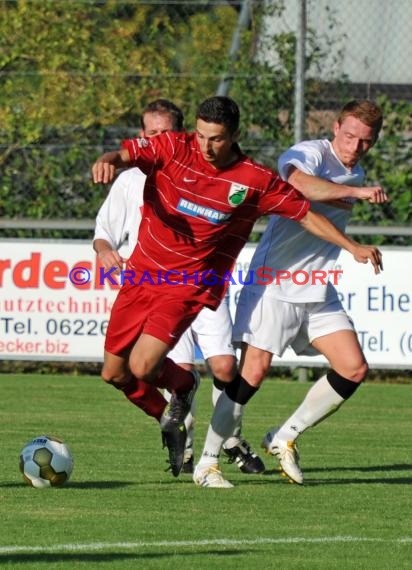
[{"x1": 105, "y1": 282, "x2": 203, "y2": 356}]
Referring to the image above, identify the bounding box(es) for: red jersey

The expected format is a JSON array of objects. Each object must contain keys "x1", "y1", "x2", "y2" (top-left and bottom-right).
[{"x1": 122, "y1": 131, "x2": 310, "y2": 308}]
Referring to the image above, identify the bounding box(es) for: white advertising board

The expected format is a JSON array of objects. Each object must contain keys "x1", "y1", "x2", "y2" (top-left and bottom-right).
[
  {"x1": 1, "y1": 240, "x2": 411, "y2": 368},
  {"x1": 0, "y1": 240, "x2": 117, "y2": 362}
]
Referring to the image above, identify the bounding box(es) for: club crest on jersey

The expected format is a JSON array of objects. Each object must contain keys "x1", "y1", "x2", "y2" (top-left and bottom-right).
[
  {"x1": 137, "y1": 137, "x2": 149, "y2": 148},
  {"x1": 228, "y1": 182, "x2": 248, "y2": 207}
]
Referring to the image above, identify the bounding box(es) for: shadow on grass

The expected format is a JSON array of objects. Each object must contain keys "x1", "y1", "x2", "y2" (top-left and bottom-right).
[
  {"x1": 263, "y1": 463, "x2": 412, "y2": 485},
  {"x1": 0, "y1": 481, "x2": 135, "y2": 490},
  {"x1": 4, "y1": 464, "x2": 411, "y2": 489},
  {"x1": 304, "y1": 463, "x2": 412, "y2": 474},
  {"x1": 1, "y1": 478, "x2": 224, "y2": 489},
  {"x1": 0, "y1": 549, "x2": 250, "y2": 564}
]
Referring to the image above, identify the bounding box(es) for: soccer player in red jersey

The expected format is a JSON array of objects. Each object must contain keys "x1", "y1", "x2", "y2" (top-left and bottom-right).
[
  {"x1": 93, "y1": 98, "x2": 265, "y2": 475},
  {"x1": 92, "y1": 96, "x2": 382, "y2": 477}
]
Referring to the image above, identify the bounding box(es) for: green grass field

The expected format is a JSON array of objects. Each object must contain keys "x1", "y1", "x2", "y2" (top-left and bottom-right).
[{"x1": 0, "y1": 373, "x2": 411, "y2": 569}]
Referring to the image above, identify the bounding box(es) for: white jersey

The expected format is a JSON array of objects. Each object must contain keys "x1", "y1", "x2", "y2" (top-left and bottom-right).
[
  {"x1": 93, "y1": 167, "x2": 145, "y2": 259},
  {"x1": 93, "y1": 168, "x2": 234, "y2": 361},
  {"x1": 247, "y1": 139, "x2": 365, "y2": 302}
]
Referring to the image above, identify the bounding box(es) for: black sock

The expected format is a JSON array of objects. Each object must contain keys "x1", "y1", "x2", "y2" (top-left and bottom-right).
[
  {"x1": 225, "y1": 373, "x2": 258, "y2": 405},
  {"x1": 213, "y1": 376, "x2": 226, "y2": 392},
  {"x1": 327, "y1": 370, "x2": 360, "y2": 399}
]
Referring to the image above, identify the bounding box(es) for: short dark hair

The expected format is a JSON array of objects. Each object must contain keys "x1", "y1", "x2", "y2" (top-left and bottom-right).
[
  {"x1": 196, "y1": 96, "x2": 240, "y2": 134},
  {"x1": 140, "y1": 99, "x2": 184, "y2": 131},
  {"x1": 337, "y1": 100, "x2": 383, "y2": 141}
]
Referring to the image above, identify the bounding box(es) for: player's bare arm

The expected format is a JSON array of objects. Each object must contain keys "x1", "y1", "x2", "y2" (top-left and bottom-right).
[
  {"x1": 287, "y1": 167, "x2": 388, "y2": 204},
  {"x1": 93, "y1": 239, "x2": 125, "y2": 273},
  {"x1": 299, "y1": 209, "x2": 383, "y2": 274},
  {"x1": 92, "y1": 148, "x2": 131, "y2": 184}
]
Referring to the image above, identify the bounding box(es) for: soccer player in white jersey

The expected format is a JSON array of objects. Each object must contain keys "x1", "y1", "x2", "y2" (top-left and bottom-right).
[
  {"x1": 193, "y1": 99, "x2": 386, "y2": 487},
  {"x1": 93, "y1": 99, "x2": 265, "y2": 475}
]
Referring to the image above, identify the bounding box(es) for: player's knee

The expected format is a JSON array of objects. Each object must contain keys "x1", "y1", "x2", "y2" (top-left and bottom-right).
[
  {"x1": 241, "y1": 357, "x2": 268, "y2": 385},
  {"x1": 128, "y1": 356, "x2": 157, "y2": 384},
  {"x1": 246, "y1": 367, "x2": 267, "y2": 385},
  {"x1": 239, "y1": 344, "x2": 272, "y2": 386},
  {"x1": 209, "y1": 356, "x2": 237, "y2": 382},
  {"x1": 101, "y1": 366, "x2": 131, "y2": 387},
  {"x1": 337, "y1": 360, "x2": 369, "y2": 383},
  {"x1": 353, "y1": 360, "x2": 369, "y2": 383}
]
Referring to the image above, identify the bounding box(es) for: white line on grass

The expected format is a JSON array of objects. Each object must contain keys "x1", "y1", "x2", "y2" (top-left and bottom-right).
[{"x1": 0, "y1": 536, "x2": 411, "y2": 554}]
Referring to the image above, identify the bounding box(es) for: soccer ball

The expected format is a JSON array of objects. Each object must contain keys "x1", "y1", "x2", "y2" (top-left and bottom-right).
[{"x1": 19, "y1": 435, "x2": 73, "y2": 488}]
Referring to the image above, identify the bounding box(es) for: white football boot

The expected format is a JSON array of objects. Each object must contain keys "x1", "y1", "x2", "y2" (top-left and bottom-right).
[
  {"x1": 193, "y1": 465, "x2": 234, "y2": 488},
  {"x1": 262, "y1": 427, "x2": 303, "y2": 485}
]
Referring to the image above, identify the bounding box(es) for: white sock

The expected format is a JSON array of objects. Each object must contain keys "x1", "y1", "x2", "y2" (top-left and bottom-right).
[
  {"x1": 212, "y1": 384, "x2": 242, "y2": 448},
  {"x1": 211, "y1": 383, "x2": 222, "y2": 407},
  {"x1": 196, "y1": 391, "x2": 243, "y2": 470},
  {"x1": 184, "y1": 398, "x2": 195, "y2": 452},
  {"x1": 276, "y1": 374, "x2": 345, "y2": 442}
]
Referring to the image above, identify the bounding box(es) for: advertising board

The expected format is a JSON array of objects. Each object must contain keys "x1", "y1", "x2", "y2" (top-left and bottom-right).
[{"x1": 1, "y1": 240, "x2": 411, "y2": 368}]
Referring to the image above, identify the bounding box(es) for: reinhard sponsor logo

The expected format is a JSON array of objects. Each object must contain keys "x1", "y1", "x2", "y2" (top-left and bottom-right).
[{"x1": 177, "y1": 198, "x2": 230, "y2": 224}]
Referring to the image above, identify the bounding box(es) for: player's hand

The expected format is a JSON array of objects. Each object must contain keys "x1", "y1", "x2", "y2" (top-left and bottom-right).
[
  {"x1": 92, "y1": 149, "x2": 130, "y2": 183},
  {"x1": 97, "y1": 249, "x2": 125, "y2": 274},
  {"x1": 92, "y1": 159, "x2": 116, "y2": 184},
  {"x1": 354, "y1": 186, "x2": 388, "y2": 204},
  {"x1": 352, "y1": 244, "x2": 383, "y2": 274}
]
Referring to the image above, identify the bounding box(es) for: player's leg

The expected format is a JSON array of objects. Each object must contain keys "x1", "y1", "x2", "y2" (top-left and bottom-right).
[
  {"x1": 128, "y1": 291, "x2": 200, "y2": 394},
  {"x1": 129, "y1": 332, "x2": 200, "y2": 477},
  {"x1": 101, "y1": 349, "x2": 131, "y2": 387},
  {"x1": 277, "y1": 328, "x2": 366, "y2": 440},
  {"x1": 192, "y1": 303, "x2": 240, "y2": 483},
  {"x1": 194, "y1": 289, "x2": 279, "y2": 487},
  {"x1": 235, "y1": 290, "x2": 301, "y2": 482},
  {"x1": 102, "y1": 339, "x2": 188, "y2": 475},
  {"x1": 102, "y1": 282, "x2": 170, "y2": 418},
  {"x1": 193, "y1": 370, "x2": 260, "y2": 488},
  {"x1": 105, "y1": 283, "x2": 199, "y2": 392},
  {"x1": 166, "y1": 328, "x2": 197, "y2": 473},
  {"x1": 132, "y1": 295, "x2": 203, "y2": 476},
  {"x1": 199, "y1": 312, "x2": 266, "y2": 471},
  {"x1": 210, "y1": 355, "x2": 266, "y2": 473},
  {"x1": 102, "y1": 349, "x2": 167, "y2": 421},
  {"x1": 218, "y1": 352, "x2": 267, "y2": 474},
  {"x1": 264, "y1": 294, "x2": 363, "y2": 483},
  {"x1": 229, "y1": 291, "x2": 304, "y2": 485},
  {"x1": 192, "y1": 299, "x2": 265, "y2": 473},
  {"x1": 191, "y1": 298, "x2": 236, "y2": 388},
  {"x1": 103, "y1": 285, "x2": 200, "y2": 476}
]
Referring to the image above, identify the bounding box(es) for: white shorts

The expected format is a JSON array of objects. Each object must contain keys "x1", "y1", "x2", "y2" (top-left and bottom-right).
[
  {"x1": 232, "y1": 283, "x2": 354, "y2": 357},
  {"x1": 169, "y1": 297, "x2": 235, "y2": 364}
]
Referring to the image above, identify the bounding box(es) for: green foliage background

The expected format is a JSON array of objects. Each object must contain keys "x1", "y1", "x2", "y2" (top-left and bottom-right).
[{"x1": 0, "y1": 0, "x2": 411, "y2": 242}]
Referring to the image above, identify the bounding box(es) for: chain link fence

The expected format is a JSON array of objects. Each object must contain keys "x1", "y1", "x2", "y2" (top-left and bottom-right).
[
  {"x1": 266, "y1": 0, "x2": 412, "y2": 101},
  {"x1": 262, "y1": 0, "x2": 412, "y2": 141},
  {"x1": 0, "y1": 0, "x2": 411, "y2": 239}
]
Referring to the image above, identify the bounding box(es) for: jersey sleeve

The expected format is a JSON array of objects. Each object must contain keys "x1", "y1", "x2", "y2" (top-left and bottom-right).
[
  {"x1": 121, "y1": 131, "x2": 177, "y2": 173},
  {"x1": 93, "y1": 174, "x2": 132, "y2": 250},
  {"x1": 278, "y1": 141, "x2": 323, "y2": 180}
]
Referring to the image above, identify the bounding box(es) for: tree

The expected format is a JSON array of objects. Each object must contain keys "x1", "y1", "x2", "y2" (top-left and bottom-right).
[{"x1": 0, "y1": 1, "x2": 410, "y2": 244}]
